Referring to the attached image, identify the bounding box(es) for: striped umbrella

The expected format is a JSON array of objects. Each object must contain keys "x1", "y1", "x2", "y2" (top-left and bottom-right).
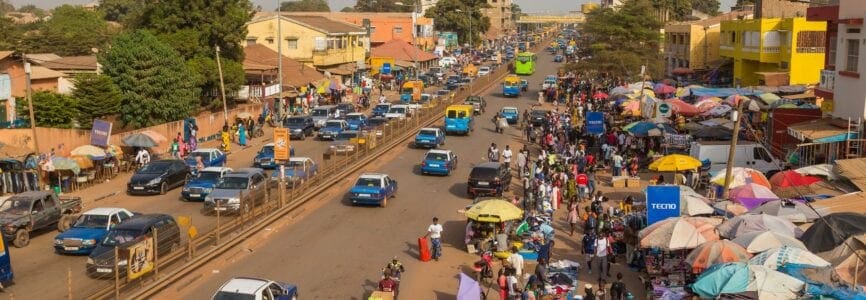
[
  {"x1": 731, "y1": 230, "x2": 807, "y2": 254},
  {"x1": 686, "y1": 240, "x2": 753, "y2": 273},
  {"x1": 638, "y1": 216, "x2": 721, "y2": 250},
  {"x1": 749, "y1": 245, "x2": 830, "y2": 271}
]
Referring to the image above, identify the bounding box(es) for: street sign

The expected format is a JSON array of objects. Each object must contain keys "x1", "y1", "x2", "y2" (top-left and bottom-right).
[
  {"x1": 381, "y1": 63, "x2": 392, "y2": 75},
  {"x1": 656, "y1": 102, "x2": 672, "y2": 118},
  {"x1": 264, "y1": 84, "x2": 281, "y2": 97},
  {"x1": 645, "y1": 185, "x2": 681, "y2": 225},
  {"x1": 273, "y1": 128, "x2": 289, "y2": 160},
  {"x1": 90, "y1": 119, "x2": 113, "y2": 147},
  {"x1": 585, "y1": 111, "x2": 604, "y2": 134}
]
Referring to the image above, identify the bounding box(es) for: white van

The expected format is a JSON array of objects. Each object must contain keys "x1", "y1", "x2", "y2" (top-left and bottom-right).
[
  {"x1": 689, "y1": 141, "x2": 782, "y2": 175},
  {"x1": 439, "y1": 57, "x2": 457, "y2": 68}
]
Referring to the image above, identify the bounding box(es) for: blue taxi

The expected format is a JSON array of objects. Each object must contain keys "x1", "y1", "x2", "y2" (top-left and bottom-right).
[
  {"x1": 500, "y1": 106, "x2": 520, "y2": 124},
  {"x1": 253, "y1": 143, "x2": 295, "y2": 169},
  {"x1": 348, "y1": 173, "x2": 398, "y2": 207},
  {"x1": 413, "y1": 127, "x2": 445, "y2": 148},
  {"x1": 420, "y1": 149, "x2": 458, "y2": 176},
  {"x1": 181, "y1": 166, "x2": 233, "y2": 201}
]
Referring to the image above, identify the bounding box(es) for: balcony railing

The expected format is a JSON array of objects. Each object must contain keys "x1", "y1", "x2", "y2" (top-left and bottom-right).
[
  {"x1": 761, "y1": 46, "x2": 780, "y2": 53},
  {"x1": 797, "y1": 46, "x2": 825, "y2": 54},
  {"x1": 820, "y1": 69, "x2": 836, "y2": 91},
  {"x1": 720, "y1": 45, "x2": 734, "y2": 51},
  {"x1": 743, "y1": 46, "x2": 760, "y2": 52}
]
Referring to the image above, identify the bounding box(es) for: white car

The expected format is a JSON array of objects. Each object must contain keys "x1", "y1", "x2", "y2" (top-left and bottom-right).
[
  {"x1": 212, "y1": 277, "x2": 298, "y2": 300},
  {"x1": 478, "y1": 66, "x2": 491, "y2": 76},
  {"x1": 384, "y1": 105, "x2": 409, "y2": 120},
  {"x1": 439, "y1": 56, "x2": 458, "y2": 68}
]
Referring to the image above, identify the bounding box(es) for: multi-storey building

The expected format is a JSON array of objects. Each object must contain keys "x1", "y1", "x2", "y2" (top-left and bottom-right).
[{"x1": 664, "y1": 10, "x2": 754, "y2": 76}]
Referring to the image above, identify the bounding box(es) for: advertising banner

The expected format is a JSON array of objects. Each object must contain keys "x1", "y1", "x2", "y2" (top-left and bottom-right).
[
  {"x1": 585, "y1": 111, "x2": 604, "y2": 134},
  {"x1": 273, "y1": 128, "x2": 290, "y2": 160},
  {"x1": 90, "y1": 119, "x2": 113, "y2": 147},
  {"x1": 645, "y1": 185, "x2": 681, "y2": 225},
  {"x1": 126, "y1": 237, "x2": 154, "y2": 280}
]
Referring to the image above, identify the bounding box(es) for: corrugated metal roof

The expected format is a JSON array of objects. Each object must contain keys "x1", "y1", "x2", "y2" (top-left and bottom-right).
[
  {"x1": 0, "y1": 51, "x2": 13, "y2": 61},
  {"x1": 371, "y1": 39, "x2": 438, "y2": 62},
  {"x1": 39, "y1": 56, "x2": 98, "y2": 71},
  {"x1": 788, "y1": 118, "x2": 848, "y2": 141},
  {"x1": 814, "y1": 191, "x2": 866, "y2": 214},
  {"x1": 835, "y1": 158, "x2": 866, "y2": 191},
  {"x1": 286, "y1": 15, "x2": 366, "y2": 34},
  {"x1": 243, "y1": 44, "x2": 324, "y2": 87}
]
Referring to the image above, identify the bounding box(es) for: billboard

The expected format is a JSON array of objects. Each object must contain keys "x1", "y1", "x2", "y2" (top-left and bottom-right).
[
  {"x1": 273, "y1": 128, "x2": 290, "y2": 160},
  {"x1": 125, "y1": 237, "x2": 154, "y2": 280},
  {"x1": 90, "y1": 119, "x2": 113, "y2": 147},
  {"x1": 645, "y1": 185, "x2": 681, "y2": 225},
  {"x1": 585, "y1": 111, "x2": 604, "y2": 135}
]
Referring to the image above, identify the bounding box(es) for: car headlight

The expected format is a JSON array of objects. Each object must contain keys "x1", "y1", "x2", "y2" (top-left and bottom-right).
[
  {"x1": 54, "y1": 239, "x2": 63, "y2": 245},
  {"x1": 118, "y1": 259, "x2": 128, "y2": 266},
  {"x1": 148, "y1": 177, "x2": 162, "y2": 185},
  {"x1": 86, "y1": 257, "x2": 94, "y2": 265},
  {"x1": 183, "y1": 187, "x2": 190, "y2": 192},
  {"x1": 291, "y1": 128, "x2": 302, "y2": 132},
  {"x1": 203, "y1": 188, "x2": 213, "y2": 193},
  {"x1": 83, "y1": 239, "x2": 96, "y2": 245}
]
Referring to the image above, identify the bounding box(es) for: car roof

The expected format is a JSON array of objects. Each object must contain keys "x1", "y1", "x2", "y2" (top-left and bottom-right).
[
  {"x1": 201, "y1": 166, "x2": 232, "y2": 173},
  {"x1": 326, "y1": 119, "x2": 346, "y2": 123},
  {"x1": 359, "y1": 173, "x2": 388, "y2": 179},
  {"x1": 82, "y1": 207, "x2": 129, "y2": 216},
  {"x1": 474, "y1": 162, "x2": 501, "y2": 169},
  {"x1": 289, "y1": 157, "x2": 311, "y2": 162},
  {"x1": 114, "y1": 214, "x2": 172, "y2": 230},
  {"x1": 502, "y1": 106, "x2": 518, "y2": 110},
  {"x1": 347, "y1": 112, "x2": 364, "y2": 116},
  {"x1": 192, "y1": 148, "x2": 217, "y2": 153},
  {"x1": 229, "y1": 168, "x2": 264, "y2": 176},
  {"x1": 420, "y1": 127, "x2": 439, "y2": 131},
  {"x1": 427, "y1": 149, "x2": 451, "y2": 155},
  {"x1": 218, "y1": 277, "x2": 271, "y2": 294}
]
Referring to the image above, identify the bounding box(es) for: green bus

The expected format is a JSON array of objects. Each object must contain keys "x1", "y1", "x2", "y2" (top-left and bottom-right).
[{"x1": 514, "y1": 52, "x2": 537, "y2": 75}]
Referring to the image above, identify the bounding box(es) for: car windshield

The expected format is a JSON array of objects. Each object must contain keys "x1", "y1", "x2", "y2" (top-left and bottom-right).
[
  {"x1": 215, "y1": 177, "x2": 249, "y2": 190},
  {"x1": 336, "y1": 132, "x2": 357, "y2": 140},
  {"x1": 470, "y1": 167, "x2": 498, "y2": 179},
  {"x1": 402, "y1": 87, "x2": 413, "y2": 94},
  {"x1": 284, "y1": 118, "x2": 306, "y2": 125},
  {"x1": 517, "y1": 56, "x2": 530, "y2": 63},
  {"x1": 0, "y1": 198, "x2": 31, "y2": 215},
  {"x1": 285, "y1": 160, "x2": 305, "y2": 168},
  {"x1": 73, "y1": 214, "x2": 110, "y2": 228},
  {"x1": 325, "y1": 121, "x2": 343, "y2": 127},
  {"x1": 197, "y1": 171, "x2": 222, "y2": 181},
  {"x1": 212, "y1": 291, "x2": 256, "y2": 300},
  {"x1": 532, "y1": 110, "x2": 547, "y2": 116},
  {"x1": 355, "y1": 178, "x2": 381, "y2": 187},
  {"x1": 466, "y1": 96, "x2": 481, "y2": 103},
  {"x1": 101, "y1": 229, "x2": 141, "y2": 246},
  {"x1": 389, "y1": 107, "x2": 405, "y2": 114},
  {"x1": 139, "y1": 162, "x2": 171, "y2": 174},
  {"x1": 419, "y1": 129, "x2": 437, "y2": 136},
  {"x1": 346, "y1": 115, "x2": 363, "y2": 121},
  {"x1": 447, "y1": 76, "x2": 459, "y2": 81},
  {"x1": 311, "y1": 109, "x2": 329, "y2": 116},
  {"x1": 375, "y1": 104, "x2": 390, "y2": 110},
  {"x1": 426, "y1": 152, "x2": 449, "y2": 161},
  {"x1": 188, "y1": 151, "x2": 210, "y2": 161},
  {"x1": 260, "y1": 145, "x2": 274, "y2": 154},
  {"x1": 480, "y1": 67, "x2": 490, "y2": 71}
]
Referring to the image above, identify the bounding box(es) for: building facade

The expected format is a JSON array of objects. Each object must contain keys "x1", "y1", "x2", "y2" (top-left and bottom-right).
[
  {"x1": 664, "y1": 11, "x2": 754, "y2": 76},
  {"x1": 720, "y1": 17, "x2": 826, "y2": 86},
  {"x1": 481, "y1": 0, "x2": 515, "y2": 40},
  {"x1": 282, "y1": 12, "x2": 435, "y2": 49}
]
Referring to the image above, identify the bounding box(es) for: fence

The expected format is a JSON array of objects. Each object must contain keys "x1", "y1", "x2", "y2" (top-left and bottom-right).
[{"x1": 75, "y1": 49, "x2": 527, "y2": 300}]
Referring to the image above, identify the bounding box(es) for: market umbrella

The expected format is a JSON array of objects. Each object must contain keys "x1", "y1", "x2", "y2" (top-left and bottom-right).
[
  {"x1": 694, "y1": 99, "x2": 721, "y2": 112},
  {"x1": 817, "y1": 235, "x2": 866, "y2": 286},
  {"x1": 749, "y1": 245, "x2": 830, "y2": 270},
  {"x1": 702, "y1": 105, "x2": 733, "y2": 116},
  {"x1": 794, "y1": 164, "x2": 838, "y2": 180},
  {"x1": 675, "y1": 87, "x2": 689, "y2": 98},
  {"x1": 711, "y1": 168, "x2": 771, "y2": 189},
  {"x1": 70, "y1": 145, "x2": 106, "y2": 159},
  {"x1": 69, "y1": 155, "x2": 94, "y2": 169},
  {"x1": 464, "y1": 199, "x2": 524, "y2": 222},
  {"x1": 638, "y1": 216, "x2": 721, "y2": 250},
  {"x1": 106, "y1": 144, "x2": 123, "y2": 157},
  {"x1": 592, "y1": 91, "x2": 609, "y2": 99},
  {"x1": 749, "y1": 200, "x2": 827, "y2": 223},
  {"x1": 801, "y1": 212, "x2": 866, "y2": 253},
  {"x1": 50, "y1": 157, "x2": 80, "y2": 175},
  {"x1": 731, "y1": 230, "x2": 808, "y2": 253},
  {"x1": 654, "y1": 84, "x2": 676, "y2": 94},
  {"x1": 700, "y1": 117, "x2": 735, "y2": 129},
  {"x1": 690, "y1": 262, "x2": 804, "y2": 300},
  {"x1": 457, "y1": 272, "x2": 482, "y2": 300},
  {"x1": 665, "y1": 98, "x2": 701, "y2": 116},
  {"x1": 713, "y1": 200, "x2": 750, "y2": 217},
  {"x1": 122, "y1": 133, "x2": 158, "y2": 148},
  {"x1": 717, "y1": 213, "x2": 802, "y2": 239},
  {"x1": 139, "y1": 130, "x2": 168, "y2": 143},
  {"x1": 769, "y1": 170, "x2": 822, "y2": 189},
  {"x1": 728, "y1": 184, "x2": 780, "y2": 210},
  {"x1": 649, "y1": 154, "x2": 703, "y2": 172},
  {"x1": 624, "y1": 121, "x2": 670, "y2": 136},
  {"x1": 686, "y1": 240, "x2": 752, "y2": 273},
  {"x1": 680, "y1": 187, "x2": 714, "y2": 216},
  {"x1": 759, "y1": 93, "x2": 782, "y2": 105},
  {"x1": 610, "y1": 86, "x2": 632, "y2": 96},
  {"x1": 691, "y1": 125, "x2": 733, "y2": 140},
  {"x1": 620, "y1": 101, "x2": 641, "y2": 116}
]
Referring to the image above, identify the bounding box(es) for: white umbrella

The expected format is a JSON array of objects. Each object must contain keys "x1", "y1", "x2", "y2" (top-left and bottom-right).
[
  {"x1": 679, "y1": 186, "x2": 714, "y2": 216},
  {"x1": 749, "y1": 245, "x2": 830, "y2": 270},
  {"x1": 746, "y1": 264, "x2": 806, "y2": 300},
  {"x1": 731, "y1": 230, "x2": 807, "y2": 253},
  {"x1": 794, "y1": 164, "x2": 838, "y2": 180}
]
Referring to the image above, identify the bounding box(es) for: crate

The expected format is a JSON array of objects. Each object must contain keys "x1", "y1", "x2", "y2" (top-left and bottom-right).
[
  {"x1": 612, "y1": 176, "x2": 627, "y2": 188},
  {"x1": 627, "y1": 178, "x2": 641, "y2": 188}
]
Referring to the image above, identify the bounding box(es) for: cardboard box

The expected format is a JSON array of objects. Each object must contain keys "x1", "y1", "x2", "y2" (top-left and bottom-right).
[
  {"x1": 627, "y1": 178, "x2": 641, "y2": 188},
  {"x1": 612, "y1": 177, "x2": 626, "y2": 188}
]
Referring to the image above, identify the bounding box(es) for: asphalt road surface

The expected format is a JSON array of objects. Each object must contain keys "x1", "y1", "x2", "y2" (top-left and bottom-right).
[{"x1": 159, "y1": 54, "x2": 560, "y2": 299}]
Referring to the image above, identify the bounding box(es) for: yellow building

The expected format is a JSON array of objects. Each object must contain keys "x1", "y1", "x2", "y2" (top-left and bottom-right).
[
  {"x1": 245, "y1": 12, "x2": 368, "y2": 73},
  {"x1": 720, "y1": 17, "x2": 826, "y2": 86},
  {"x1": 664, "y1": 11, "x2": 753, "y2": 76}
]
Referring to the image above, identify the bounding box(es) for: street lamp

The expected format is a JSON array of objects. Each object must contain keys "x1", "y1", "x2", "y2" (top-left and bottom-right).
[{"x1": 394, "y1": 1, "x2": 419, "y2": 80}]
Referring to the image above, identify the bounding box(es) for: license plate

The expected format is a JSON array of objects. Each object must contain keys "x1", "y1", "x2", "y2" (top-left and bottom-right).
[
  {"x1": 64, "y1": 246, "x2": 79, "y2": 251},
  {"x1": 190, "y1": 194, "x2": 200, "y2": 197},
  {"x1": 96, "y1": 268, "x2": 112, "y2": 273},
  {"x1": 215, "y1": 207, "x2": 227, "y2": 211},
  {"x1": 359, "y1": 194, "x2": 371, "y2": 197},
  {"x1": 133, "y1": 186, "x2": 144, "y2": 190},
  {"x1": 429, "y1": 164, "x2": 440, "y2": 167},
  {"x1": 478, "y1": 181, "x2": 489, "y2": 185}
]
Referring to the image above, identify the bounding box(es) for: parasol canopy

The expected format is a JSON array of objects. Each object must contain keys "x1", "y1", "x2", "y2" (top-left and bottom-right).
[
  {"x1": 638, "y1": 216, "x2": 721, "y2": 250},
  {"x1": 694, "y1": 99, "x2": 721, "y2": 112},
  {"x1": 592, "y1": 91, "x2": 609, "y2": 99},
  {"x1": 711, "y1": 168, "x2": 771, "y2": 189},
  {"x1": 701, "y1": 105, "x2": 733, "y2": 116},
  {"x1": 665, "y1": 98, "x2": 701, "y2": 116},
  {"x1": 794, "y1": 164, "x2": 838, "y2": 180},
  {"x1": 654, "y1": 84, "x2": 676, "y2": 94},
  {"x1": 122, "y1": 133, "x2": 158, "y2": 148},
  {"x1": 769, "y1": 170, "x2": 822, "y2": 188},
  {"x1": 140, "y1": 130, "x2": 168, "y2": 143},
  {"x1": 801, "y1": 212, "x2": 866, "y2": 253},
  {"x1": 713, "y1": 200, "x2": 749, "y2": 217},
  {"x1": 749, "y1": 200, "x2": 827, "y2": 223},
  {"x1": 70, "y1": 145, "x2": 106, "y2": 159},
  {"x1": 717, "y1": 213, "x2": 801, "y2": 239},
  {"x1": 749, "y1": 245, "x2": 830, "y2": 270},
  {"x1": 690, "y1": 262, "x2": 805, "y2": 300},
  {"x1": 731, "y1": 230, "x2": 807, "y2": 253},
  {"x1": 648, "y1": 154, "x2": 703, "y2": 172},
  {"x1": 50, "y1": 157, "x2": 81, "y2": 175},
  {"x1": 685, "y1": 240, "x2": 752, "y2": 274},
  {"x1": 610, "y1": 86, "x2": 632, "y2": 96},
  {"x1": 728, "y1": 183, "x2": 780, "y2": 209},
  {"x1": 679, "y1": 186, "x2": 714, "y2": 216},
  {"x1": 106, "y1": 144, "x2": 123, "y2": 157},
  {"x1": 464, "y1": 199, "x2": 524, "y2": 222},
  {"x1": 69, "y1": 155, "x2": 94, "y2": 169}
]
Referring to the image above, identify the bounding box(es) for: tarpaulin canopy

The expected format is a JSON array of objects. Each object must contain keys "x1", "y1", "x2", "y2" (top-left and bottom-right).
[
  {"x1": 749, "y1": 245, "x2": 830, "y2": 270},
  {"x1": 717, "y1": 213, "x2": 802, "y2": 239},
  {"x1": 638, "y1": 216, "x2": 721, "y2": 250},
  {"x1": 749, "y1": 200, "x2": 827, "y2": 223},
  {"x1": 711, "y1": 169, "x2": 771, "y2": 190},
  {"x1": 691, "y1": 263, "x2": 805, "y2": 300},
  {"x1": 689, "y1": 88, "x2": 762, "y2": 98},
  {"x1": 685, "y1": 240, "x2": 752, "y2": 274},
  {"x1": 801, "y1": 212, "x2": 866, "y2": 253},
  {"x1": 648, "y1": 154, "x2": 703, "y2": 172}
]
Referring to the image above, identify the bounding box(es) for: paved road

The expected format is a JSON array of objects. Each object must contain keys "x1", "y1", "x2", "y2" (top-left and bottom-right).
[{"x1": 158, "y1": 54, "x2": 559, "y2": 299}]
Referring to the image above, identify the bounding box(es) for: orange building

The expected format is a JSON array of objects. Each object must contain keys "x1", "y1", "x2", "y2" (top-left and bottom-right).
[
  {"x1": 283, "y1": 12, "x2": 435, "y2": 49},
  {"x1": 0, "y1": 51, "x2": 69, "y2": 123}
]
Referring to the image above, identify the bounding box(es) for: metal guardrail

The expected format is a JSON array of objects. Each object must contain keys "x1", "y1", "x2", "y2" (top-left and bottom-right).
[{"x1": 86, "y1": 43, "x2": 553, "y2": 299}]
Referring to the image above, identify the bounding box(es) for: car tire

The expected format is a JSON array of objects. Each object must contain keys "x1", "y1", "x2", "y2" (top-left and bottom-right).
[
  {"x1": 57, "y1": 214, "x2": 74, "y2": 232},
  {"x1": 160, "y1": 182, "x2": 167, "y2": 195},
  {"x1": 380, "y1": 197, "x2": 388, "y2": 208},
  {"x1": 13, "y1": 229, "x2": 29, "y2": 248}
]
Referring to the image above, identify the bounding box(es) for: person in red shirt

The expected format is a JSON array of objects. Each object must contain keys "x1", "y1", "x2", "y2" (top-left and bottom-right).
[
  {"x1": 378, "y1": 271, "x2": 399, "y2": 295},
  {"x1": 576, "y1": 173, "x2": 589, "y2": 201}
]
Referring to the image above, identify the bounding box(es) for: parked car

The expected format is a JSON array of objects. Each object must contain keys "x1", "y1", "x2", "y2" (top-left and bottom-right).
[
  {"x1": 270, "y1": 157, "x2": 318, "y2": 188},
  {"x1": 372, "y1": 103, "x2": 392, "y2": 118},
  {"x1": 184, "y1": 148, "x2": 226, "y2": 171},
  {"x1": 253, "y1": 143, "x2": 295, "y2": 169},
  {"x1": 428, "y1": 67, "x2": 444, "y2": 79},
  {"x1": 0, "y1": 191, "x2": 83, "y2": 248},
  {"x1": 181, "y1": 167, "x2": 233, "y2": 201},
  {"x1": 477, "y1": 66, "x2": 491, "y2": 76},
  {"x1": 467, "y1": 162, "x2": 511, "y2": 198},
  {"x1": 311, "y1": 105, "x2": 337, "y2": 128},
  {"x1": 500, "y1": 107, "x2": 520, "y2": 124},
  {"x1": 86, "y1": 214, "x2": 181, "y2": 277},
  {"x1": 127, "y1": 160, "x2": 190, "y2": 195},
  {"x1": 436, "y1": 89, "x2": 451, "y2": 98},
  {"x1": 203, "y1": 168, "x2": 267, "y2": 214},
  {"x1": 317, "y1": 120, "x2": 349, "y2": 141},
  {"x1": 420, "y1": 149, "x2": 458, "y2": 176},
  {"x1": 529, "y1": 109, "x2": 549, "y2": 127},
  {"x1": 348, "y1": 173, "x2": 398, "y2": 207},
  {"x1": 554, "y1": 55, "x2": 564, "y2": 62},
  {"x1": 283, "y1": 116, "x2": 315, "y2": 140},
  {"x1": 344, "y1": 113, "x2": 368, "y2": 130},
  {"x1": 414, "y1": 127, "x2": 446, "y2": 148},
  {"x1": 464, "y1": 95, "x2": 486, "y2": 115},
  {"x1": 54, "y1": 208, "x2": 135, "y2": 255},
  {"x1": 458, "y1": 77, "x2": 472, "y2": 87},
  {"x1": 384, "y1": 105, "x2": 408, "y2": 120},
  {"x1": 335, "y1": 102, "x2": 356, "y2": 116},
  {"x1": 212, "y1": 277, "x2": 298, "y2": 300},
  {"x1": 439, "y1": 56, "x2": 457, "y2": 68}
]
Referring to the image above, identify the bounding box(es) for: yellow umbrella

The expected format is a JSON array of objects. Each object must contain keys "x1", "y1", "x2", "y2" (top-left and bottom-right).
[
  {"x1": 649, "y1": 154, "x2": 703, "y2": 172},
  {"x1": 465, "y1": 199, "x2": 524, "y2": 223}
]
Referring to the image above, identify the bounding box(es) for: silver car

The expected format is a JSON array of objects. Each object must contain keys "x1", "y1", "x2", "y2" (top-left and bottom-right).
[{"x1": 203, "y1": 168, "x2": 267, "y2": 214}]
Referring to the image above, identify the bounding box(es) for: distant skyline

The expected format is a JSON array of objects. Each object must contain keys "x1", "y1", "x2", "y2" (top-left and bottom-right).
[{"x1": 10, "y1": 0, "x2": 738, "y2": 13}]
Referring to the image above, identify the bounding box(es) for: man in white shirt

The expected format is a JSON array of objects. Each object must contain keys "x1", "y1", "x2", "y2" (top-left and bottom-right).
[
  {"x1": 517, "y1": 150, "x2": 527, "y2": 176},
  {"x1": 488, "y1": 143, "x2": 500, "y2": 162},
  {"x1": 594, "y1": 232, "x2": 611, "y2": 279},
  {"x1": 135, "y1": 148, "x2": 150, "y2": 168},
  {"x1": 507, "y1": 246, "x2": 525, "y2": 276},
  {"x1": 425, "y1": 217, "x2": 444, "y2": 261},
  {"x1": 502, "y1": 145, "x2": 513, "y2": 170}
]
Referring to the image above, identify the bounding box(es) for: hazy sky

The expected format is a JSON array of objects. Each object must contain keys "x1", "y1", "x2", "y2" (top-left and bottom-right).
[{"x1": 10, "y1": 0, "x2": 739, "y2": 13}]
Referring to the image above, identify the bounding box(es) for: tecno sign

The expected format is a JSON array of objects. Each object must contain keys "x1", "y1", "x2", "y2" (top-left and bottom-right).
[{"x1": 650, "y1": 203, "x2": 677, "y2": 210}]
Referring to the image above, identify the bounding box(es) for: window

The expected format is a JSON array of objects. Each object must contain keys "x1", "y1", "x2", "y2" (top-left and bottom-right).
[
  {"x1": 846, "y1": 39, "x2": 859, "y2": 73},
  {"x1": 828, "y1": 36, "x2": 837, "y2": 66},
  {"x1": 287, "y1": 38, "x2": 298, "y2": 49},
  {"x1": 266, "y1": 37, "x2": 274, "y2": 45},
  {"x1": 394, "y1": 26, "x2": 403, "y2": 34},
  {"x1": 246, "y1": 38, "x2": 257, "y2": 45},
  {"x1": 796, "y1": 31, "x2": 825, "y2": 53}
]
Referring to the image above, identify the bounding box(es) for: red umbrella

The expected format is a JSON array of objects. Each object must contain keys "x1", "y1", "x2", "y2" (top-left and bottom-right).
[
  {"x1": 665, "y1": 98, "x2": 701, "y2": 116},
  {"x1": 592, "y1": 91, "x2": 609, "y2": 99},
  {"x1": 655, "y1": 84, "x2": 676, "y2": 94},
  {"x1": 769, "y1": 170, "x2": 822, "y2": 188}
]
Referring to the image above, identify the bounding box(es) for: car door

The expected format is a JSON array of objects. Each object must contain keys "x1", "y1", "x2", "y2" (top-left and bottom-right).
[
  {"x1": 30, "y1": 198, "x2": 50, "y2": 230},
  {"x1": 450, "y1": 153, "x2": 458, "y2": 170},
  {"x1": 251, "y1": 174, "x2": 265, "y2": 203}
]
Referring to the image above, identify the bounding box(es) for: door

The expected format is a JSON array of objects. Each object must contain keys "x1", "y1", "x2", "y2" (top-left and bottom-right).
[
  {"x1": 30, "y1": 198, "x2": 51, "y2": 230},
  {"x1": 172, "y1": 162, "x2": 188, "y2": 187},
  {"x1": 250, "y1": 174, "x2": 265, "y2": 203}
]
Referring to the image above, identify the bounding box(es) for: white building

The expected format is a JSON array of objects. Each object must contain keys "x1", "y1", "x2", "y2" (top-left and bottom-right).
[{"x1": 828, "y1": 0, "x2": 866, "y2": 122}]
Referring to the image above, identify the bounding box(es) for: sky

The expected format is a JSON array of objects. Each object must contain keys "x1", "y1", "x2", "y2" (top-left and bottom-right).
[{"x1": 11, "y1": 0, "x2": 739, "y2": 13}]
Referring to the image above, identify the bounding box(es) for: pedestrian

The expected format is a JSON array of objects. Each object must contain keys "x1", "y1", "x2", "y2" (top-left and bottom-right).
[
  {"x1": 584, "y1": 284, "x2": 596, "y2": 300},
  {"x1": 170, "y1": 138, "x2": 180, "y2": 159},
  {"x1": 582, "y1": 229, "x2": 596, "y2": 274},
  {"x1": 134, "y1": 148, "x2": 150, "y2": 168},
  {"x1": 595, "y1": 231, "x2": 612, "y2": 279},
  {"x1": 611, "y1": 151, "x2": 623, "y2": 177},
  {"x1": 507, "y1": 246, "x2": 524, "y2": 277},
  {"x1": 610, "y1": 273, "x2": 626, "y2": 300},
  {"x1": 596, "y1": 278, "x2": 608, "y2": 300},
  {"x1": 502, "y1": 145, "x2": 513, "y2": 170},
  {"x1": 506, "y1": 267, "x2": 521, "y2": 299},
  {"x1": 238, "y1": 122, "x2": 247, "y2": 146},
  {"x1": 488, "y1": 143, "x2": 500, "y2": 162},
  {"x1": 567, "y1": 202, "x2": 579, "y2": 236},
  {"x1": 517, "y1": 150, "x2": 527, "y2": 177},
  {"x1": 221, "y1": 124, "x2": 231, "y2": 152},
  {"x1": 497, "y1": 268, "x2": 508, "y2": 300},
  {"x1": 189, "y1": 123, "x2": 198, "y2": 151},
  {"x1": 533, "y1": 258, "x2": 549, "y2": 287},
  {"x1": 425, "y1": 217, "x2": 444, "y2": 261}
]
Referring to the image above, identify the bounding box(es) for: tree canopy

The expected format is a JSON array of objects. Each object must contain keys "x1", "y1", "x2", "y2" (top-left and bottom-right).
[
  {"x1": 340, "y1": 6, "x2": 355, "y2": 12},
  {"x1": 98, "y1": 0, "x2": 141, "y2": 23},
  {"x1": 99, "y1": 30, "x2": 199, "y2": 128},
  {"x1": 425, "y1": 0, "x2": 490, "y2": 46},
  {"x1": 21, "y1": 5, "x2": 116, "y2": 56},
  {"x1": 72, "y1": 74, "x2": 122, "y2": 129},
  {"x1": 15, "y1": 91, "x2": 78, "y2": 128},
  {"x1": 280, "y1": 0, "x2": 330, "y2": 12},
  {"x1": 354, "y1": 0, "x2": 416, "y2": 12},
  {"x1": 693, "y1": 0, "x2": 721, "y2": 16}
]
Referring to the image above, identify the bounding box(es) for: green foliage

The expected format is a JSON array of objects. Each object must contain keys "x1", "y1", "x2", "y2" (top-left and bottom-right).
[
  {"x1": 692, "y1": 0, "x2": 720, "y2": 16},
  {"x1": 15, "y1": 91, "x2": 78, "y2": 128},
  {"x1": 569, "y1": 0, "x2": 663, "y2": 79},
  {"x1": 185, "y1": 56, "x2": 245, "y2": 105},
  {"x1": 651, "y1": 0, "x2": 692, "y2": 22},
  {"x1": 340, "y1": 6, "x2": 355, "y2": 12},
  {"x1": 354, "y1": 0, "x2": 416, "y2": 12},
  {"x1": 16, "y1": 5, "x2": 46, "y2": 18},
  {"x1": 72, "y1": 74, "x2": 121, "y2": 129},
  {"x1": 0, "y1": 16, "x2": 21, "y2": 50},
  {"x1": 21, "y1": 5, "x2": 115, "y2": 56},
  {"x1": 99, "y1": 30, "x2": 199, "y2": 129},
  {"x1": 736, "y1": 0, "x2": 754, "y2": 6},
  {"x1": 280, "y1": 0, "x2": 330, "y2": 12},
  {"x1": 511, "y1": 4, "x2": 523, "y2": 21},
  {"x1": 98, "y1": 0, "x2": 140, "y2": 22},
  {"x1": 425, "y1": 0, "x2": 490, "y2": 46}
]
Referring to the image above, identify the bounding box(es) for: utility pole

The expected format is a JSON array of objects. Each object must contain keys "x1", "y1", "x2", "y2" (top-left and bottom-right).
[
  {"x1": 721, "y1": 96, "x2": 746, "y2": 199},
  {"x1": 276, "y1": 2, "x2": 284, "y2": 119},
  {"x1": 22, "y1": 53, "x2": 39, "y2": 153},
  {"x1": 215, "y1": 45, "x2": 228, "y2": 123},
  {"x1": 468, "y1": 9, "x2": 473, "y2": 96},
  {"x1": 412, "y1": 4, "x2": 419, "y2": 80}
]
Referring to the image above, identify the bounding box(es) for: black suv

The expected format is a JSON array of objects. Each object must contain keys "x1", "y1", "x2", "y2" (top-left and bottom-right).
[
  {"x1": 529, "y1": 109, "x2": 549, "y2": 127},
  {"x1": 283, "y1": 116, "x2": 315, "y2": 140},
  {"x1": 86, "y1": 214, "x2": 181, "y2": 277},
  {"x1": 467, "y1": 162, "x2": 511, "y2": 198}
]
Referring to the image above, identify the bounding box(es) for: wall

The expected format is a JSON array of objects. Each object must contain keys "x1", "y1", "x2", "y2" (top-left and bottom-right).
[
  {"x1": 0, "y1": 104, "x2": 263, "y2": 155},
  {"x1": 832, "y1": 21, "x2": 866, "y2": 120},
  {"x1": 0, "y1": 58, "x2": 26, "y2": 98},
  {"x1": 758, "y1": 0, "x2": 808, "y2": 19},
  {"x1": 283, "y1": 12, "x2": 436, "y2": 48},
  {"x1": 246, "y1": 17, "x2": 319, "y2": 63},
  {"x1": 788, "y1": 18, "x2": 827, "y2": 85}
]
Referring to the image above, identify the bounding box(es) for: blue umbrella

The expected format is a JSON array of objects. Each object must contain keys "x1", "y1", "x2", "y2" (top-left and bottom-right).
[
  {"x1": 691, "y1": 262, "x2": 805, "y2": 299},
  {"x1": 626, "y1": 121, "x2": 675, "y2": 137},
  {"x1": 122, "y1": 133, "x2": 158, "y2": 148}
]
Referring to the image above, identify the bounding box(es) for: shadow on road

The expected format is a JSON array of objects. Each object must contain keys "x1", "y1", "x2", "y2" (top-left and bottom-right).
[{"x1": 449, "y1": 182, "x2": 468, "y2": 198}]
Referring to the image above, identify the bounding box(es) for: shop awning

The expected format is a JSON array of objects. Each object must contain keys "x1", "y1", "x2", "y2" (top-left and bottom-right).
[
  {"x1": 320, "y1": 62, "x2": 356, "y2": 76},
  {"x1": 834, "y1": 158, "x2": 866, "y2": 192},
  {"x1": 788, "y1": 119, "x2": 857, "y2": 143},
  {"x1": 394, "y1": 60, "x2": 415, "y2": 68}
]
